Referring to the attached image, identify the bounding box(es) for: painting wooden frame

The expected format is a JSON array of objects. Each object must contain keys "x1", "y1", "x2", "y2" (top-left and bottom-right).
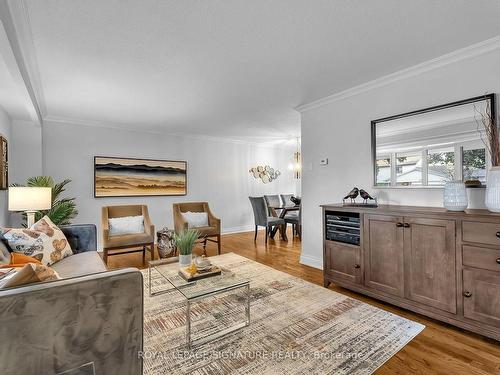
[
  {"x1": 94, "y1": 156, "x2": 187, "y2": 197},
  {"x1": 0, "y1": 136, "x2": 7, "y2": 190}
]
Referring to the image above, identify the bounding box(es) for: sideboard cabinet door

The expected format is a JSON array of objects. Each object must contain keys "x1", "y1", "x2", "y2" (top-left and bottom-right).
[
  {"x1": 364, "y1": 214, "x2": 405, "y2": 297},
  {"x1": 463, "y1": 268, "x2": 500, "y2": 327},
  {"x1": 404, "y1": 217, "x2": 457, "y2": 314},
  {"x1": 325, "y1": 241, "x2": 362, "y2": 284}
]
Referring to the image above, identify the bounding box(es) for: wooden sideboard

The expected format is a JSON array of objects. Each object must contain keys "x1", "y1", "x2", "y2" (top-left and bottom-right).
[{"x1": 322, "y1": 204, "x2": 500, "y2": 341}]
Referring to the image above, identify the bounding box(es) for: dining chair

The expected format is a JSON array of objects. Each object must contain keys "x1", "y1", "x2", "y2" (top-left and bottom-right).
[
  {"x1": 264, "y1": 194, "x2": 282, "y2": 216},
  {"x1": 280, "y1": 194, "x2": 294, "y2": 206},
  {"x1": 284, "y1": 204, "x2": 301, "y2": 239},
  {"x1": 249, "y1": 197, "x2": 285, "y2": 243}
]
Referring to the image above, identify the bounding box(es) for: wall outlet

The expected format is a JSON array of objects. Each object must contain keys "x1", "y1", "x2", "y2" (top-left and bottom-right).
[{"x1": 319, "y1": 158, "x2": 328, "y2": 165}]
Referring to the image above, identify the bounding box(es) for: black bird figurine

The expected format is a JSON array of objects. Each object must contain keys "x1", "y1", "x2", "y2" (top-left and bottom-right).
[
  {"x1": 359, "y1": 189, "x2": 374, "y2": 204},
  {"x1": 343, "y1": 187, "x2": 359, "y2": 203}
]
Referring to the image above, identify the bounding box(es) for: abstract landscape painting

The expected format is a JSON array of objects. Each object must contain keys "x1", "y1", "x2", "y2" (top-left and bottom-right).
[{"x1": 94, "y1": 156, "x2": 187, "y2": 197}]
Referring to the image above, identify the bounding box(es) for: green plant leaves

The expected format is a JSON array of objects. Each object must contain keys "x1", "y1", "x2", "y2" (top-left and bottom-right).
[{"x1": 172, "y1": 229, "x2": 200, "y2": 255}]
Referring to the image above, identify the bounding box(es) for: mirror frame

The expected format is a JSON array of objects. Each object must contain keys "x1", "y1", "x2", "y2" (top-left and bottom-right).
[{"x1": 371, "y1": 94, "x2": 497, "y2": 188}]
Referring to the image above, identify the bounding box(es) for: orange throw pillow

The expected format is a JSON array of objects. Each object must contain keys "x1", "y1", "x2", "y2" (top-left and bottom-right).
[{"x1": 0, "y1": 253, "x2": 42, "y2": 268}]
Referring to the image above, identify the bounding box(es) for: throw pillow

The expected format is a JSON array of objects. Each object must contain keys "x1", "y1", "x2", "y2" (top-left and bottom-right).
[
  {"x1": 108, "y1": 215, "x2": 145, "y2": 236},
  {"x1": 0, "y1": 253, "x2": 42, "y2": 268},
  {"x1": 1, "y1": 263, "x2": 60, "y2": 288},
  {"x1": 181, "y1": 211, "x2": 209, "y2": 228},
  {"x1": 1, "y1": 216, "x2": 73, "y2": 266},
  {"x1": 0, "y1": 237, "x2": 11, "y2": 265}
]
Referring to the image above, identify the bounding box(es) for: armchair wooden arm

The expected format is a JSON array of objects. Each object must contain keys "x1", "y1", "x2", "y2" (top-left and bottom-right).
[
  {"x1": 205, "y1": 203, "x2": 221, "y2": 232},
  {"x1": 142, "y1": 205, "x2": 155, "y2": 236},
  {"x1": 173, "y1": 204, "x2": 189, "y2": 233},
  {"x1": 101, "y1": 207, "x2": 110, "y2": 243}
]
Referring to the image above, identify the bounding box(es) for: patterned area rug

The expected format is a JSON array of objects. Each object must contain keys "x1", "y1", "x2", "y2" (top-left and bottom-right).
[{"x1": 142, "y1": 253, "x2": 424, "y2": 374}]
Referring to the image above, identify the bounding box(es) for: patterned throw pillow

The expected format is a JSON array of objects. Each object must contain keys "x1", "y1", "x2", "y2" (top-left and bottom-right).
[
  {"x1": 1, "y1": 263, "x2": 60, "y2": 288},
  {"x1": 1, "y1": 216, "x2": 73, "y2": 266}
]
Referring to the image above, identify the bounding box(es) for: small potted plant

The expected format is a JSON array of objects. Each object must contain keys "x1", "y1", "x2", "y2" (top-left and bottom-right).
[{"x1": 173, "y1": 229, "x2": 199, "y2": 267}]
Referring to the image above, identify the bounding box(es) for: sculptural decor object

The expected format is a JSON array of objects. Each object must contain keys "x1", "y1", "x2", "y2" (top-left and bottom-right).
[
  {"x1": 342, "y1": 187, "x2": 378, "y2": 207},
  {"x1": 249, "y1": 165, "x2": 281, "y2": 183}
]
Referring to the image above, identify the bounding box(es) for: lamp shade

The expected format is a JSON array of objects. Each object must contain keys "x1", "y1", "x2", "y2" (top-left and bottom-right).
[{"x1": 8, "y1": 187, "x2": 52, "y2": 211}]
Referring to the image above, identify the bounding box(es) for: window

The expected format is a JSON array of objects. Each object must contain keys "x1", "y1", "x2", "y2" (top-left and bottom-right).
[
  {"x1": 375, "y1": 156, "x2": 391, "y2": 186},
  {"x1": 376, "y1": 142, "x2": 488, "y2": 187},
  {"x1": 396, "y1": 151, "x2": 422, "y2": 186},
  {"x1": 463, "y1": 147, "x2": 486, "y2": 184},
  {"x1": 427, "y1": 147, "x2": 455, "y2": 186}
]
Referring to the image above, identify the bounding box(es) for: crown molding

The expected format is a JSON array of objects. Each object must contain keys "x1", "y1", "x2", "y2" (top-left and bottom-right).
[
  {"x1": 43, "y1": 114, "x2": 295, "y2": 148},
  {"x1": 296, "y1": 35, "x2": 500, "y2": 113},
  {"x1": 6, "y1": 0, "x2": 46, "y2": 117}
]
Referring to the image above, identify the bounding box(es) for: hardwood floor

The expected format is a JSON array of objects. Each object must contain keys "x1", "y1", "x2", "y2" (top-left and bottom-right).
[{"x1": 105, "y1": 228, "x2": 500, "y2": 375}]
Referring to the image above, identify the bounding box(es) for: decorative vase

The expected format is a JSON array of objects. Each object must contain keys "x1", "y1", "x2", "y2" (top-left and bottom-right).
[
  {"x1": 443, "y1": 181, "x2": 468, "y2": 211},
  {"x1": 157, "y1": 228, "x2": 176, "y2": 259},
  {"x1": 179, "y1": 254, "x2": 192, "y2": 267},
  {"x1": 485, "y1": 166, "x2": 500, "y2": 212}
]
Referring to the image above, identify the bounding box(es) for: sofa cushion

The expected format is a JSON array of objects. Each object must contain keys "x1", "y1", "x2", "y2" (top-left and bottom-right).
[{"x1": 51, "y1": 251, "x2": 107, "y2": 278}]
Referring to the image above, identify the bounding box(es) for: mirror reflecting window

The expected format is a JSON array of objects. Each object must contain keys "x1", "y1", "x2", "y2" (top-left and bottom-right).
[{"x1": 372, "y1": 95, "x2": 495, "y2": 188}]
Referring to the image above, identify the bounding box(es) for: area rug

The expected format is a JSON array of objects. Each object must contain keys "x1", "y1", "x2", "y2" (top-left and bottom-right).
[{"x1": 142, "y1": 253, "x2": 424, "y2": 374}]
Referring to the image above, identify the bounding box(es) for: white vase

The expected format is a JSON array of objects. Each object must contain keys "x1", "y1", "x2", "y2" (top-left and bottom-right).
[
  {"x1": 485, "y1": 166, "x2": 500, "y2": 212},
  {"x1": 179, "y1": 254, "x2": 192, "y2": 267},
  {"x1": 443, "y1": 181, "x2": 468, "y2": 211}
]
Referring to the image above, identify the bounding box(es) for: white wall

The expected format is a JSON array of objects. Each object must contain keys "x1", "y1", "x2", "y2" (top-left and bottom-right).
[
  {"x1": 9, "y1": 120, "x2": 43, "y2": 184},
  {"x1": 300, "y1": 47, "x2": 500, "y2": 269},
  {"x1": 41, "y1": 121, "x2": 296, "y2": 248},
  {"x1": 0, "y1": 105, "x2": 10, "y2": 225}
]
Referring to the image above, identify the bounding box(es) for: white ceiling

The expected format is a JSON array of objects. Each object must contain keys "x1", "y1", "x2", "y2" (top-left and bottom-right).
[{"x1": 2, "y1": 0, "x2": 500, "y2": 141}]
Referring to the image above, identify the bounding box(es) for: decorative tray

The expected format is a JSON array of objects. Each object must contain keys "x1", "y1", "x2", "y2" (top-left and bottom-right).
[{"x1": 178, "y1": 265, "x2": 222, "y2": 282}]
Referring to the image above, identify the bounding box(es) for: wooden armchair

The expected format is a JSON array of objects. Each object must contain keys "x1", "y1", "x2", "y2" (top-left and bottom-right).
[
  {"x1": 102, "y1": 205, "x2": 155, "y2": 264},
  {"x1": 172, "y1": 202, "x2": 221, "y2": 254}
]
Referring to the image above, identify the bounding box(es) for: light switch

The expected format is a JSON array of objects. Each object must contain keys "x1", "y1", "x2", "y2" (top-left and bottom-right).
[{"x1": 320, "y1": 158, "x2": 328, "y2": 166}]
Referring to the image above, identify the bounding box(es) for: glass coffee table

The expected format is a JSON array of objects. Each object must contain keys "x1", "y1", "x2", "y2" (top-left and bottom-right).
[{"x1": 148, "y1": 258, "x2": 250, "y2": 348}]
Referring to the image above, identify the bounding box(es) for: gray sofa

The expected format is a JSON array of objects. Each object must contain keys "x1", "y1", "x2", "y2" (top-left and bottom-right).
[{"x1": 0, "y1": 224, "x2": 143, "y2": 375}]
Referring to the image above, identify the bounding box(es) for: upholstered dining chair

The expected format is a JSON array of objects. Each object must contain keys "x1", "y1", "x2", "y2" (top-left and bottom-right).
[
  {"x1": 284, "y1": 204, "x2": 301, "y2": 239},
  {"x1": 101, "y1": 205, "x2": 155, "y2": 264},
  {"x1": 264, "y1": 194, "x2": 282, "y2": 216},
  {"x1": 172, "y1": 202, "x2": 221, "y2": 254},
  {"x1": 249, "y1": 196, "x2": 285, "y2": 243},
  {"x1": 280, "y1": 194, "x2": 294, "y2": 206}
]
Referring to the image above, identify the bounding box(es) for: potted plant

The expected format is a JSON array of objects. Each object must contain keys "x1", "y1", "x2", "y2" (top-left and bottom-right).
[{"x1": 173, "y1": 229, "x2": 199, "y2": 267}]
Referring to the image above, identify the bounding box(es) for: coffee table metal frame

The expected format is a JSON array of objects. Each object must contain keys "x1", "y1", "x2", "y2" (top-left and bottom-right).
[{"x1": 148, "y1": 258, "x2": 250, "y2": 349}]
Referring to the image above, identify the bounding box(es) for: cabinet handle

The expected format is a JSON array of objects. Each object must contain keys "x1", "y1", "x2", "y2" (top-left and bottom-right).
[
  {"x1": 403, "y1": 223, "x2": 410, "y2": 228},
  {"x1": 354, "y1": 264, "x2": 361, "y2": 269},
  {"x1": 496, "y1": 232, "x2": 500, "y2": 238},
  {"x1": 396, "y1": 222, "x2": 403, "y2": 227},
  {"x1": 496, "y1": 258, "x2": 500, "y2": 264},
  {"x1": 463, "y1": 291, "x2": 472, "y2": 298}
]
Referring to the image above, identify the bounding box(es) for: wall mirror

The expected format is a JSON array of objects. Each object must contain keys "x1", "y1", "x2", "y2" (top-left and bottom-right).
[{"x1": 372, "y1": 94, "x2": 496, "y2": 188}]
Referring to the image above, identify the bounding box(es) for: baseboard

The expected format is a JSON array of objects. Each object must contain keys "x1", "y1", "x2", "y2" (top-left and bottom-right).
[{"x1": 299, "y1": 253, "x2": 323, "y2": 270}]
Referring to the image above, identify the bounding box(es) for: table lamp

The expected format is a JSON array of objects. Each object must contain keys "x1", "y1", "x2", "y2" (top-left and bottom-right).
[{"x1": 8, "y1": 187, "x2": 52, "y2": 227}]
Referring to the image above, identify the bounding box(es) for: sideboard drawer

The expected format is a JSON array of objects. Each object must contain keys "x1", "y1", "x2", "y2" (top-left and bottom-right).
[
  {"x1": 463, "y1": 245, "x2": 500, "y2": 272},
  {"x1": 462, "y1": 221, "x2": 500, "y2": 246}
]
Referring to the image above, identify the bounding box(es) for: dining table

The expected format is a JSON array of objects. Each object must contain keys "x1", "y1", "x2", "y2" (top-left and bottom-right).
[{"x1": 267, "y1": 204, "x2": 300, "y2": 241}]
